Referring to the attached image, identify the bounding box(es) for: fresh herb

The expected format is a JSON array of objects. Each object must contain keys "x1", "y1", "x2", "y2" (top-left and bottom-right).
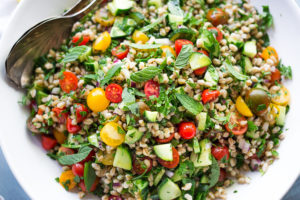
[
  {"x1": 62, "y1": 45, "x2": 91, "y2": 63},
  {"x1": 174, "y1": 44, "x2": 194, "y2": 68},
  {"x1": 260, "y1": 6, "x2": 273, "y2": 32},
  {"x1": 18, "y1": 95, "x2": 28, "y2": 106},
  {"x1": 247, "y1": 121, "x2": 258, "y2": 132},
  {"x1": 214, "y1": 113, "x2": 231, "y2": 125},
  {"x1": 130, "y1": 66, "x2": 162, "y2": 83},
  {"x1": 58, "y1": 146, "x2": 92, "y2": 165},
  {"x1": 100, "y1": 63, "x2": 122, "y2": 86},
  {"x1": 122, "y1": 88, "x2": 139, "y2": 115},
  {"x1": 84, "y1": 162, "x2": 97, "y2": 192},
  {"x1": 125, "y1": 42, "x2": 162, "y2": 50},
  {"x1": 199, "y1": 29, "x2": 220, "y2": 57},
  {"x1": 172, "y1": 160, "x2": 195, "y2": 181},
  {"x1": 257, "y1": 104, "x2": 267, "y2": 111},
  {"x1": 117, "y1": 126, "x2": 126, "y2": 134},
  {"x1": 224, "y1": 58, "x2": 248, "y2": 80},
  {"x1": 208, "y1": 157, "x2": 220, "y2": 188},
  {"x1": 139, "y1": 15, "x2": 166, "y2": 32},
  {"x1": 175, "y1": 93, "x2": 203, "y2": 115},
  {"x1": 236, "y1": 154, "x2": 244, "y2": 169},
  {"x1": 74, "y1": 175, "x2": 81, "y2": 183},
  {"x1": 278, "y1": 61, "x2": 292, "y2": 79}
]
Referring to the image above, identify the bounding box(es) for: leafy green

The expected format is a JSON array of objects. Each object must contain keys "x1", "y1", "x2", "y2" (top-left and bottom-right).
[
  {"x1": 130, "y1": 66, "x2": 162, "y2": 83},
  {"x1": 62, "y1": 45, "x2": 91, "y2": 63},
  {"x1": 224, "y1": 58, "x2": 248, "y2": 80},
  {"x1": 174, "y1": 44, "x2": 194, "y2": 68},
  {"x1": 122, "y1": 88, "x2": 139, "y2": 115},
  {"x1": 260, "y1": 5, "x2": 273, "y2": 32},
  {"x1": 126, "y1": 42, "x2": 162, "y2": 49},
  {"x1": 84, "y1": 162, "x2": 97, "y2": 192},
  {"x1": 208, "y1": 157, "x2": 220, "y2": 188},
  {"x1": 236, "y1": 154, "x2": 245, "y2": 169},
  {"x1": 199, "y1": 29, "x2": 220, "y2": 57},
  {"x1": 278, "y1": 61, "x2": 292, "y2": 79},
  {"x1": 139, "y1": 15, "x2": 166, "y2": 32},
  {"x1": 172, "y1": 160, "x2": 195, "y2": 182},
  {"x1": 112, "y1": 17, "x2": 137, "y2": 36},
  {"x1": 247, "y1": 121, "x2": 258, "y2": 132},
  {"x1": 58, "y1": 146, "x2": 92, "y2": 165},
  {"x1": 175, "y1": 93, "x2": 203, "y2": 115},
  {"x1": 100, "y1": 63, "x2": 122, "y2": 86}
]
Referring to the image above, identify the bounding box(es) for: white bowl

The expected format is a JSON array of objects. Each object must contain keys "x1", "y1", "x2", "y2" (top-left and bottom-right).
[{"x1": 0, "y1": 0, "x2": 300, "y2": 199}]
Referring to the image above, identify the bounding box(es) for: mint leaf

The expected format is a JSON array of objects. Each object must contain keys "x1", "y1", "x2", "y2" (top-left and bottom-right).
[
  {"x1": 100, "y1": 63, "x2": 122, "y2": 86},
  {"x1": 224, "y1": 58, "x2": 248, "y2": 81},
  {"x1": 175, "y1": 44, "x2": 194, "y2": 68},
  {"x1": 58, "y1": 146, "x2": 92, "y2": 165},
  {"x1": 84, "y1": 162, "x2": 97, "y2": 192},
  {"x1": 130, "y1": 66, "x2": 162, "y2": 83},
  {"x1": 175, "y1": 93, "x2": 203, "y2": 115},
  {"x1": 139, "y1": 15, "x2": 166, "y2": 32},
  {"x1": 208, "y1": 157, "x2": 220, "y2": 188},
  {"x1": 126, "y1": 42, "x2": 162, "y2": 49},
  {"x1": 62, "y1": 45, "x2": 91, "y2": 63}
]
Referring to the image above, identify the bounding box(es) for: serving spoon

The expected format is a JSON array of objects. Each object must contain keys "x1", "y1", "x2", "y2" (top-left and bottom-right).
[{"x1": 5, "y1": 0, "x2": 103, "y2": 88}]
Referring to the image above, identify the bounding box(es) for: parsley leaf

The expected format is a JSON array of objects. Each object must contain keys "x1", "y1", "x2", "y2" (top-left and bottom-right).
[
  {"x1": 278, "y1": 61, "x2": 292, "y2": 79},
  {"x1": 58, "y1": 146, "x2": 92, "y2": 165},
  {"x1": 139, "y1": 15, "x2": 166, "y2": 32},
  {"x1": 62, "y1": 45, "x2": 91, "y2": 63},
  {"x1": 247, "y1": 121, "x2": 258, "y2": 132},
  {"x1": 174, "y1": 44, "x2": 194, "y2": 68},
  {"x1": 100, "y1": 63, "x2": 122, "y2": 86},
  {"x1": 130, "y1": 66, "x2": 162, "y2": 83},
  {"x1": 260, "y1": 6, "x2": 273, "y2": 32},
  {"x1": 175, "y1": 93, "x2": 203, "y2": 115}
]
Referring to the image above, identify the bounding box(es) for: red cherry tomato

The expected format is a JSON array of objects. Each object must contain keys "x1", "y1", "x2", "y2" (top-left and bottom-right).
[
  {"x1": 155, "y1": 132, "x2": 175, "y2": 143},
  {"x1": 74, "y1": 103, "x2": 89, "y2": 123},
  {"x1": 41, "y1": 135, "x2": 57, "y2": 150},
  {"x1": 79, "y1": 179, "x2": 99, "y2": 192},
  {"x1": 219, "y1": 169, "x2": 226, "y2": 182},
  {"x1": 111, "y1": 45, "x2": 129, "y2": 60},
  {"x1": 202, "y1": 89, "x2": 220, "y2": 104},
  {"x1": 198, "y1": 50, "x2": 209, "y2": 56},
  {"x1": 144, "y1": 80, "x2": 160, "y2": 99},
  {"x1": 178, "y1": 122, "x2": 196, "y2": 140},
  {"x1": 66, "y1": 116, "x2": 81, "y2": 134},
  {"x1": 72, "y1": 35, "x2": 90, "y2": 46},
  {"x1": 58, "y1": 147, "x2": 75, "y2": 155},
  {"x1": 225, "y1": 113, "x2": 248, "y2": 135},
  {"x1": 271, "y1": 68, "x2": 281, "y2": 83},
  {"x1": 133, "y1": 156, "x2": 153, "y2": 175},
  {"x1": 207, "y1": 27, "x2": 223, "y2": 42},
  {"x1": 52, "y1": 107, "x2": 68, "y2": 124},
  {"x1": 72, "y1": 163, "x2": 84, "y2": 177},
  {"x1": 157, "y1": 147, "x2": 179, "y2": 169},
  {"x1": 109, "y1": 196, "x2": 122, "y2": 200},
  {"x1": 175, "y1": 39, "x2": 193, "y2": 55},
  {"x1": 212, "y1": 146, "x2": 230, "y2": 161},
  {"x1": 59, "y1": 71, "x2": 78, "y2": 94},
  {"x1": 105, "y1": 83, "x2": 123, "y2": 103},
  {"x1": 79, "y1": 150, "x2": 95, "y2": 164}
]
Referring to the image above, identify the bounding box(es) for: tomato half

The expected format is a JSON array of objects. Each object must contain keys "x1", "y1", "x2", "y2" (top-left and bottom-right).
[
  {"x1": 206, "y1": 8, "x2": 229, "y2": 26},
  {"x1": 157, "y1": 147, "x2": 179, "y2": 169},
  {"x1": 133, "y1": 156, "x2": 153, "y2": 175},
  {"x1": 58, "y1": 147, "x2": 75, "y2": 155},
  {"x1": 74, "y1": 103, "x2": 88, "y2": 123},
  {"x1": 105, "y1": 83, "x2": 123, "y2": 103},
  {"x1": 72, "y1": 163, "x2": 84, "y2": 177},
  {"x1": 225, "y1": 113, "x2": 248, "y2": 135},
  {"x1": 261, "y1": 46, "x2": 279, "y2": 66},
  {"x1": 79, "y1": 178, "x2": 99, "y2": 192},
  {"x1": 72, "y1": 35, "x2": 90, "y2": 46},
  {"x1": 207, "y1": 27, "x2": 223, "y2": 42},
  {"x1": 202, "y1": 89, "x2": 220, "y2": 104},
  {"x1": 52, "y1": 107, "x2": 68, "y2": 124},
  {"x1": 66, "y1": 116, "x2": 81, "y2": 134},
  {"x1": 59, "y1": 71, "x2": 78, "y2": 93},
  {"x1": 111, "y1": 45, "x2": 129, "y2": 60},
  {"x1": 271, "y1": 68, "x2": 281, "y2": 83},
  {"x1": 41, "y1": 135, "x2": 57, "y2": 150},
  {"x1": 144, "y1": 80, "x2": 160, "y2": 99},
  {"x1": 155, "y1": 132, "x2": 175, "y2": 143},
  {"x1": 175, "y1": 39, "x2": 193, "y2": 55},
  {"x1": 211, "y1": 146, "x2": 230, "y2": 161},
  {"x1": 178, "y1": 122, "x2": 196, "y2": 140}
]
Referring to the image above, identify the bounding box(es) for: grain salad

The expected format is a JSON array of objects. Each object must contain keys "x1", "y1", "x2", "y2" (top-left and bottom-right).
[{"x1": 22, "y1": 0, "x2": 293, "y2": 199}]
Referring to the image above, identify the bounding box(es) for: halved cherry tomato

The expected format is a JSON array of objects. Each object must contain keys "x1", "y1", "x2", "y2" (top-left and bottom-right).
[
  {"x1": 132, "y1": 30, "x2": 149, "y2": 44},
  {"x1": 41, "y1": 135, "x2": 57, "y2": 150},
  {"x1": 66, "y1": 116, "x2": 81, "y2": 134},
  {"x1": 175, "y1": 39, "x2": 193, "y2": 55},
  {"x1": 206, "y1": 8, "x2": 229, "y2": 26},
  {"x1": 74, "y1": 103, "x2": 88, "y2": 123},
  {"x1": 144, "y1": 80, "x2": 160, "y2": 99},
  {"x1": 261, "y1": 46, "x2": 279, "y2": 66},
  {"x1": 271, "y1": 68, "x2": 281, "y2": 83},
  {"x1": 202, "y1": 89, "x2": 220, "y2": 104},
  {"x1": 58, "y1": 147, "x2": 75, "y2": 155},
  {"x1": 79, "y1": 150, "x2": 95, "y2": 164},
  {"x1": 59, "y1": 71, "x2": 78, "y2": 94},
  {"x1": 105, "y1": 83, "x2": 123, "y2": 103},
  {"x1": 271, "y1": 85, "x2": 290, "y2": 106},
  {"x1": 194, "y1": 50, "x2": 209, "y2": 76},
  {"x1": 207, "y1": 27, "x2": 223, "y2": 42},
  {"x1": 225, "y1": 113, "x2": 248, "y2": 135},
  {"x1": 59, "y1": 170, "x2": 77, "y2": 191},
  {"x1": 212, "y1": 146, "x2": 230, "y2": 161},
  {"x1": 72, "y1": 35, "x2": 90, "y2": 46},
  {"x1": 53, "y1": 129, "x2": 67, "y2": 144},
  {"x1": 87, "y1": 88, "x2": 110, "y2": 112},
  {"x1": 111, "y1": 45, "x2": 129, "y2": 59},
  {"x1": 100, "y1": 122, "x2": 125, "y2": 147},
  {"x1": 79, "y1": 178, "x2": 99, "y2": 192},
  {"x1": 157, "y1": 147, "x2": 179, "y2": 169},
  {"x1": 93, "y1": 31, "x2": 111, "y2": 52},
  {"x1": 52, "y1": 107, "x2": 68, "y2": 124},
  {"x1": 133, "y1": 156, "x2": 153, "y2": 175},
  {"x1": 109, "y1": 196, "x2": 122, "y2": 200},
  {"x1": 155, "y1": 132, "x2": 175, "y2": 143},
  {"x1": 178, "y1": 122, "x2": 196, "y2": 140},
  {"x1": 72, "y1": 163, "x2": 84, "y2": 177},
  {"x1": 219, "y1": 169, "x2": 226, "y2": 182},
  {"x1": 198, "y1": 50, "x2": 209, "y2": 56}
]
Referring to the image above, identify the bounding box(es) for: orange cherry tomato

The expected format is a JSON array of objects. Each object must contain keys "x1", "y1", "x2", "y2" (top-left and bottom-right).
[
  {"x1": 157, "y1": 147, "x2": 179, "y2": 169},
  {"x1": 105, "y1": 83, "x2": 123, "y2": 103},
  {"x1": 225, "y1": 113, "x2": 248, "y2": 135},
  {"x1": 72, "y1": 35, "x2": 90, "y2": 46},
  {"x1": 59, "y1": 71, "x2": 78, "y2": 93},
  {"x1": 155, "y1": 132, "x2": 175, "y2": 144},
  {"x1": 207, "y1": 27, "x2": 223, "y2": 42},
  {"x1": 261, "y1": 46, "x2": 279, "y2": 66}
]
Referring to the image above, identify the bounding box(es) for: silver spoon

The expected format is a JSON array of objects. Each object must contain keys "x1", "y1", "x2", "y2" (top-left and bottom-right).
[{"x1": 5, "y1": 0, "x2": 103, "y2": 88}]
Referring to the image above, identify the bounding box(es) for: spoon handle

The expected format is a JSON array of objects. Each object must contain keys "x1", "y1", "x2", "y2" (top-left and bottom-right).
[{"x1": 69, "y1": 0, "x2": 102, "y2": 20}]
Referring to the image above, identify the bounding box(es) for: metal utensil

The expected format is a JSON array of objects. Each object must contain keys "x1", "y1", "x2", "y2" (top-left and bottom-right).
[{"x1": 5, "y1": 0, "x2": 102, "y2": 88}]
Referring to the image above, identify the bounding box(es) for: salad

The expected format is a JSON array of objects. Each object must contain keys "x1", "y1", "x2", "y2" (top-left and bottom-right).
[{"x1": 22, "y1": 0, "x2": 292, "y2": 199}]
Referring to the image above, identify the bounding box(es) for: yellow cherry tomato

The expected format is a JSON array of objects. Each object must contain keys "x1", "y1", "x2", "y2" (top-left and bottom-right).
[
  {"x1": 103, "y1": 115, "x2": 120, "y2": 125},
  {"x1": 271, "y1": 85, "x2": 290, "y2": 106},
  {"x1": 100, "y1": 122, "x2": 125, "y2": 147},
  {"x1": 87, "y1": 88, "x2": 110, "y2": 112},
  {"x1": 236, "y1": 96, "x2": 253, "y2": 117},
  {"x1": 93, "y1": 31, "x2": 111, "y2": 52},
  {"x1": 160, "y1": 45, "x2": 176, "y2": 58},
  {"x1": 261, "y1": 46, "x2": 279, "y2": 66},
  {"x1": 53, "y1": 129, "x2": 67, "y2": 144},
  {"x1": 59, "y1": 170, "x2": 77, "y2": 191},
  {"x1": 132, "y1": 30, "x2": 149, "y2": 44},
  {"x1": 97, "y1": 150, "x2": 115, "y2": 165},
  {"x1": 95, "y1": 8, "x2": 115, "y2": 27}
]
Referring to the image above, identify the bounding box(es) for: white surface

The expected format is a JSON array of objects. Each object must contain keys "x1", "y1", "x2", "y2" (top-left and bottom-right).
[
  {"x1": 0, "y1": 0, "x2": 300, "y2": 200},
  {"x1": 0, "y1": 0, "x2": 18, "y2": 38}
]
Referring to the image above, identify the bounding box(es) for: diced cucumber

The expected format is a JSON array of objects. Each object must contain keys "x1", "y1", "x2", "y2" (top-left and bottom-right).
[
  {"x1": 204, "y1": 66, "x2": 219, "y2": 86},
  {"x1": 113, "y1": 145, "x2": 132, "y2": 170},
  {"x1": 242, "y1": 56, "x2": 253, "y2": 74},
  {"x1": 189, "y1": 52, "x2": 211, "y2": 71},
  {"x1": 129, "y1": 12, "x2": 146, "y2": 25},
  {"x1": 36, "y1": 90, "x2": 48, "y2": 105},
  {"x1": 193, "y1": 138, "x2": 200, "y2": 154},
  {"x1": 190, "y1": 139, "x2": 212, "y2": 167},
  {"x1": 110, "y1": 17, "x2": 137, "y2": 38},
  {"x1": 246, "y1": 131, "x2": 259, "y2": 139},
  {"x1": 144, "y1": 110, "x2": 158, "y2": 122},
  {"x1": 110, "y1": 27, "x2": 126, "y2": 38},
  {"x1": 169, "y1": 28, "x2": 197, "y2": 42},
  {"x1": 228, "y1": 36, "x2": 244, "y2": 49},
  {"x1": 276, "y1": 105, "x2": 286, "y2": 126},
  {"x1": 78, "y1": 46, "x2": 91, "y2": 62},
  {"x1": 148, "y1": 0, "x2": 162, "y2": 8},
  {"x1": 200, "y1": 175, "x2": 209, "y2": 184},
  {"x1": 154, "y1": 143, "x2": 173, "y2": 161},
  {"x1": 196, "y1": 112, "x2": 207, "y2": 131},
  {"x1": 158, "y1": 178, "x2": 182, "y2": 200},
  {"x1": 168, "y1": 14, "x2": 184, "y2": 30},
  {"x1": 125, "y1": 128, "x2": 143, "y2": 144},
  {"x1": 87, "y1": 134, "x2": 99, "y2": 147},
  {"x1": 198, "y1": 29, "x2": 220, "y2": 57},
  {"x1": 243, "y1": 41, "x2": 257, "y2": 58},
  {"x1": 108, "y1": 0, "x2": 133, "y2": 16},
  {"x1": 154, "y1": 168, "x2": 165, "y2": 186},
  {"x1": 84, "y1": 60, "x2": 99, "y2": 72}
]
